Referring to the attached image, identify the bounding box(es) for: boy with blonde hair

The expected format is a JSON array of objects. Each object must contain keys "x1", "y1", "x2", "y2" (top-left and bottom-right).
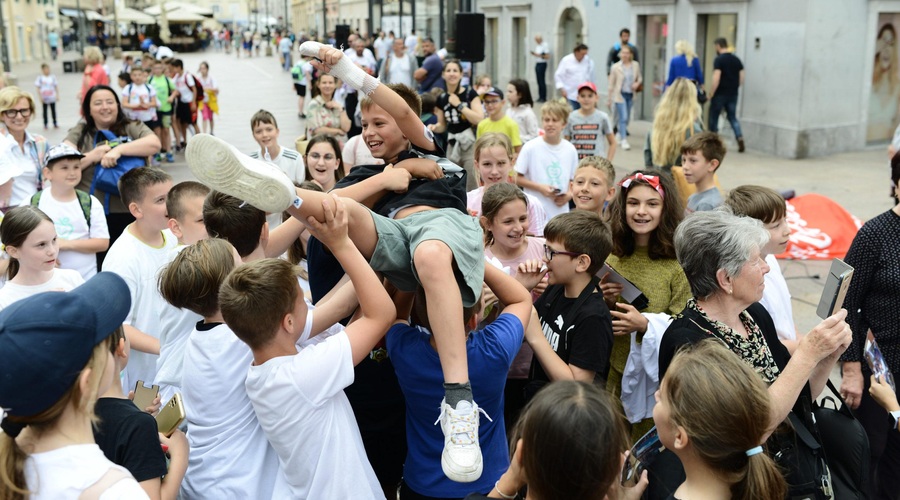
[
  {"x1": 187, "y1": 42, "x2": 489, "y2": 482},
  {"x1": 218, "y1": 197, "x2": 394, "y2": 499},
  {"x1": 571, "y1": 156, "x2": 616, "y2": 216},
  {"x1": 515, "y1": 100, "x2": 580, "y2": 220}
]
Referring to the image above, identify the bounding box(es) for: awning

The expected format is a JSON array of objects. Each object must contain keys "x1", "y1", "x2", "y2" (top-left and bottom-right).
[
  {"x1": 144, "y1": 2, "x2": 213, "y2": 17},
  {"x1": 115, "y1": 7, "x2": 156, "y2": 25},
  {"x1": 59, "y1": 8, "x2": 106, "y2": 21},
  {"x1": 164, "y1": 8, "x2": 206, "y2": 22}
]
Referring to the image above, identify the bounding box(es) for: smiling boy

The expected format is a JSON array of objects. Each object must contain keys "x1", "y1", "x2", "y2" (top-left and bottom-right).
[{"x1": 248, "y1": 109, "x2": 305, "y2": 229}]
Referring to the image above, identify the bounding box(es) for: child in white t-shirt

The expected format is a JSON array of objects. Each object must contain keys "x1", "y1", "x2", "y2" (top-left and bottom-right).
[
  {"x1": 122, "y1": 67, "x2": 159, "y2": 128},
  {"x1": 248, "y1": 109, "x2": 305, "y2": 229},
  {"x1": 102, "y1": 167, "x2": 178, "y2": 393},
  {"x1": 0, "y1": 205, "x2": 84, "y2": 310},
  {"x1": 218, "y1": 196, "x2": 394, "y2": 499},
  {"x1": 34, "y1": 63, "x2": 59, "y2": 129},
  {"x1": 27, "y1": 144, "x2": 109, "y2": 279}
]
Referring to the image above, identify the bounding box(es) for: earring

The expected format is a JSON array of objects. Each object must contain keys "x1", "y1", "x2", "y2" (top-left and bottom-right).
[{"x1": 728, "y1": 289, "x2": 733, "y2": 294}]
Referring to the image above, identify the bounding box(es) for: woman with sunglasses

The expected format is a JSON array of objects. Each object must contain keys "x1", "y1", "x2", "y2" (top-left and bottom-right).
[{"x1": 0, "y1": 86, "x2": 49, "y2": 210}]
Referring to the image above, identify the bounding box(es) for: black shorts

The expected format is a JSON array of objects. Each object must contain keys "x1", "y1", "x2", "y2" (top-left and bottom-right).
[
  {"x1": 175, "y1": 100, "x2": 193, "y2": 124},
  {"x1": 142, "y1": 118, "x2": 160, "y2": 130},
  {"x1": 294, "y1": 83, "x2": 307, "y2": 96}
]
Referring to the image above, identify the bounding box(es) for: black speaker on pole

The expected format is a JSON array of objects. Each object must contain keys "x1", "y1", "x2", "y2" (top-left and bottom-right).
[
  {"x1": 335, "y1": 24, "x2": 351, "y2": 50},
  {"x1": 455, "y1": 13, "x2": 485, "y2": 62}
]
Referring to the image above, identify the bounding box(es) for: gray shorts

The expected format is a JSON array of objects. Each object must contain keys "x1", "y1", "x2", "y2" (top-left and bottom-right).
[{"x1": 368, "y1": 207, "x2": 484, "y2": 307}]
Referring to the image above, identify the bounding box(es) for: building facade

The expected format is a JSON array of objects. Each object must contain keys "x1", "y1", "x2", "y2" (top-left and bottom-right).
[{"x1": 2, "y1": 0, "x2": 62, "y2": 65}]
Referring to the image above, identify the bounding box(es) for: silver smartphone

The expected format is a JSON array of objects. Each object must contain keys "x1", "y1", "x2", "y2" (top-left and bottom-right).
[{"x1": 816, "y1": 258, "x2": 854, "y2": 319}]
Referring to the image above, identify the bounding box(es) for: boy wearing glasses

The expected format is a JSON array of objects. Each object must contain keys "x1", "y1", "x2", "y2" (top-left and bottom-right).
[
  {"x1": 517, "y1": 210, "x2": 614, "y2": 392},
  {"x1": 475, "y1": 87, "x2": 523, "y2": 154}
]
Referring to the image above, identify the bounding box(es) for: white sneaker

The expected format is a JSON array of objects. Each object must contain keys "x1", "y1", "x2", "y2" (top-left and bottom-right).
[
  {"x1": 621, "y1": 139, "x2": 631, "y2": 151},
  {"x1": 185, "y1": 134, "x2": 299, "y2": 213},
  {"x1": 436, "y1": 399, "x2": 487, "y2": 483}
]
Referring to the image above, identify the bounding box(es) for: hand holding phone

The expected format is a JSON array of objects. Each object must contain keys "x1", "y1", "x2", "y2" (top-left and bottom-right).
[
  {"x1": 132, "y1": 380, "x2": 160, "y2": 412},
  {"x1": 156, "y1": 393, "x2": 186, "y2": 437},
  {"x1": 816, "y1": 258, "x2": 854, "y2": 319}
]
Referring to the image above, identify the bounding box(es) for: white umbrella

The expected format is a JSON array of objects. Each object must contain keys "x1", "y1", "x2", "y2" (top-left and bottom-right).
[
  {"x1": 144, "y1": 2, "x2": 212, "y2": 17},
  {"x1": 116, "y1": 6, "x2": 156, "y2": 24},
  {"x1": 164, "y1": 8, "x2": 206, "y2": 22}
]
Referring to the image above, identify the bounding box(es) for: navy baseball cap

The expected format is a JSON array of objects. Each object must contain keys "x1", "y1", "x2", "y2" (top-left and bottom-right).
[
  {"x1": 0, "y1": 272, "x2": 131, "y2": 418},
  {"x1": 483, "y1": 86, "x2": 504, "y2": 98}
]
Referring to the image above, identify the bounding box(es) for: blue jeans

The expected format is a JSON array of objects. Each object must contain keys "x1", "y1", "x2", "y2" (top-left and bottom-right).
[
  {"x1": 568, "y1": 98, "x2": 580, "y2": 111},
  {"x1": 708, "y1": 94, "x2": 743, "y2": 138},
  {"x1": 282, "y1": 51, "x2": 292, "y2": 71},
  {"x1": 535, "y1": 63, "x2": 547, "y2": 101},
  {"x1": 615, "y1": 92, "x2": 634, "y2": 140}
]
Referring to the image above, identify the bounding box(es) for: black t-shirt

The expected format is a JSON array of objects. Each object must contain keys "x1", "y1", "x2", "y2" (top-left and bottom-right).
[
  {"x1": 713, "y1": 52, "x2": 744, "y2": 97},
  {"x1": 437, "y1": 87, "x2": 480, "y2": 135},
  {"x1": 93, "y1": 397, "x2": 168, "y2": 482},
  {"x1": 529, "y1": 284, "x2": 613, "y2": 384}
]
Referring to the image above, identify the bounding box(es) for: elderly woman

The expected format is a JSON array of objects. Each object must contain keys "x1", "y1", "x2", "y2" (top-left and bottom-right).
[
  {"x1": 0, "y1": 87, "x2": 49, "y2": 209},
  {"x1": 80, "y1": 46, "x2": 109, "y2": 102},
  {"x1": 655, "y1": 209, "x2": 852, "y2": 498},
  {"x1": 64, "y1": 85, "x2": 160, "y2": 251}
]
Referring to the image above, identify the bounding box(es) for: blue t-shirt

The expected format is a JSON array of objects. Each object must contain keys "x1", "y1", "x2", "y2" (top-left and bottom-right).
[
  {"x1": 418, "y1": 54, "x2": 446, "y2": 93},
  {"x1": 387, "y1": 314, "x2": 524, "y2": 497}
]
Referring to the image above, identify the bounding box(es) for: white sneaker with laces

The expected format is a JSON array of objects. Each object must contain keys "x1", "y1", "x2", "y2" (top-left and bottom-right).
[
  {"x1": 185, "y1": 134, "x2": 299, "y2": 213},
  {"x1": 621, "y1": 139, "x2": 631, "y2": 151},
  {"x1": 436, "y1": 399, "x2": 487, "y2": 483}
]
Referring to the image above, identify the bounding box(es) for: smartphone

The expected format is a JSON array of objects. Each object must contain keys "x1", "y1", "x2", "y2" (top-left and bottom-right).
[
  {"x1": 816, "y1": 258, "x2": 854, "y2": 319},
  {"x1": 156, "y1": 393, "x2": 186, "y2": 437},
  {"x1": 132, "y1": 380, "x2": 160, "y2": 411}
]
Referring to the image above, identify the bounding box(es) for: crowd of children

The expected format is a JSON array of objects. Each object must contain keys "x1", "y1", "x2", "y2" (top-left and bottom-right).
[{"x1": 2, "y1": 39, "x2": 894, "y2": 500}]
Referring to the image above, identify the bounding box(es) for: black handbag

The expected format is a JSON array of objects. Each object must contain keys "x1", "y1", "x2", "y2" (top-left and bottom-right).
[
  {"x1": 768, "y1": 409, "x2": 832, "y2": 499},
  {"x1": 813, "y1": 379, "x2": 871, "y2": 499}
]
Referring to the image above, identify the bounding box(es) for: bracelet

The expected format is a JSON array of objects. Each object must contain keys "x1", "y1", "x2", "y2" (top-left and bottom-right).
[{"x1": 494, "y1": 480, "x2": 517, "y2": 500}]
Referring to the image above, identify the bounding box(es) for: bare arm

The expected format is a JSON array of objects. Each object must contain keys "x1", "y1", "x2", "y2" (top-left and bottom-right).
[
  {"x1": 414, "y1": 67, "x2": 427, "y2": 82},
  {"x1": 57, "y1": 237, "x2": 109, "y2": 253},
  {"x1": 515, "y1": 173, "x2": 557, "y2": 198},
  {"x1": 124, "y1": 324, "x2": 160, "y2": 355},
  {"x1": 158, "y1": 430, "x2": 188, "y2": 500},
  {"x1": 523, "y1": 308, "x2": 593, "y2": 382},
  {"x1": 331, "y1": 164, "x2": 411, "y2": 207},
  {"x1": 113, "y1": 134, "x2": 162, "y2": 158},
  {"x1": 709, "y1": 69, "x2": 722, "y2": 98},
  {"x1": 739, "y1": 69, "x2": 745, "y2": 87},
  {"x1": 311, "y1": 276, "x2": 360, "y2": 335},
  {"x1": 265, "y1": 216, "x2": 306, "y2": 258}
]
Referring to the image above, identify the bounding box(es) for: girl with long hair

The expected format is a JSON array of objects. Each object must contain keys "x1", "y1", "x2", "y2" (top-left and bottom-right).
[
  {"x1": 505, "y1": 79, "x2": 540, "y2": 143},
  {"x1": 434, "y1": 59, "x2": 485, "y2": 190}
]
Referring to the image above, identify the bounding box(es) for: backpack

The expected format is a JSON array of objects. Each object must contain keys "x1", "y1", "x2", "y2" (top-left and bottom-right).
[
  {"x1": 187, "y1": 73, "x2": 204, "y2": 103},
  {"x1": 91, "y1": 129, "x2": 147, "y2": 214},
  {"x1": 31, "y1": 190, "x2": 92, "y2": 229}
]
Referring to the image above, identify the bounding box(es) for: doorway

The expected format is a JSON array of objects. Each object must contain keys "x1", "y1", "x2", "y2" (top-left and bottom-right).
[
  {"x1": 696, "y1": 14, "x2": 738, "y2": 126},
  {"x1": 557, "y1": 7, "x2": 583, "y2": 64},
  {"x1": 637, "y1": 14, "x2": 667, "y2": 120}
]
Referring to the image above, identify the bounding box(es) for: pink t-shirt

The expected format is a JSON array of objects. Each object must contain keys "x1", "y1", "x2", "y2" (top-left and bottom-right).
[
  {"x1": 484, "y1": 236, "x2": 545, "y2": 378},
  {"x1": 467, "y1": 186, "x2": 547, "y2": 237}
]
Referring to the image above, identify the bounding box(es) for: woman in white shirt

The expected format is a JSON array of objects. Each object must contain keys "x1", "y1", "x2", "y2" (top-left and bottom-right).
[{"x1": 0, "y1": 86, "x2": 48, "y2": 209}]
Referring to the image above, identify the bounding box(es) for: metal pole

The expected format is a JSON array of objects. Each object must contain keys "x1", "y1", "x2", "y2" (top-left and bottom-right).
[
  {"x1": 366, "y1": 0, "x2": 372, "y2": 38},
  {"x1": 113, "y1": 0, "x2": 121, "y2": 48},
  {"x1": 410, "y1": 0, "x2": 414, "y2": 35},
  {"x1": 0, "y1": 0, "x2": 10, "y2": 72},
  {"x1": 284, "y1": 0, "x2": 288, "y2": 33},
  {"x1": 321, "y1": 0, "x2": 325, "y2": 41},
  {"x1": 75, "y1": 0, "x2": 87, "y2": 51}
]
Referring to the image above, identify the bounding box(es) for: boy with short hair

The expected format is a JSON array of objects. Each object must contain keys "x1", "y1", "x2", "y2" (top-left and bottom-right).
[
  {"x1": 148, "y1": 60, "x2": 176, "y2": 163},
  {"x1": 521, "y1": 210, "x2": 614, "y2": 387},
  {"x1": 94, "y1": 327, "x2": 189, "y2": 499},
  {"x1": 681, "y1": 131, "x2": 725, "y2": 213},
  {"x1": 29, "y1": 144, "x2": 109, "y2": 279},
  {"x1": 169, "y1": 59, "x2": 196, "y2": 151},
  {"x1": 248, "y1": 109, "x2": 305, "y2": 230},
  {"x1": 103, "y1": 166, "x2": 178, "y2": 393},
  {"x1": 292, "y1": 56, "x2": 313, "y2": 118},
  {"x1": 187, "y1": 42, "x2": 489, "y2": 482},
  {"x1": 122, "y1": 67, "x2": 159, "y2": 135},
  {"x1": 153, "y1": 181, "x2": 211, "y2": 402},
  {"x1": 515, "y1": 100, "x2": 580, "y2": 220},
  {"x1": 34, "y1": 63, "x2": 59, "y2": 129},
  {"x1": 723, "y1": 185, "x2": 797, "y2": 349},
  {"x1": 564, "y1": 82, "x2": 616, "y2": 162},
  {"x1": 476, "y1": 86, "x2": 523, "y2": 153},
  {"x1": 571, "y1": 156, "x2": 616, "y2": 216},
  {"x1": 218, "y1": 197, "x2": 395, "y2": 499}
]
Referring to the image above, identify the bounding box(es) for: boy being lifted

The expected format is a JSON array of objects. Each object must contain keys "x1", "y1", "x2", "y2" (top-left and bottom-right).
[{"x1": 186, "y1": 41, "x2": 488, "y2": 482}]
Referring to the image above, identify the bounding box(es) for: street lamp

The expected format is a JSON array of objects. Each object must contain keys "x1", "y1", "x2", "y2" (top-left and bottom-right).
[{"x1": 0, "y1": 0, "x2": 11, "y2": 72}]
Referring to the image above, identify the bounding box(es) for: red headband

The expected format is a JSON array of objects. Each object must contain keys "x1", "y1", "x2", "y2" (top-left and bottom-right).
[{"x1": 619, "y1": 173, "x2": 665, "y2": 198}]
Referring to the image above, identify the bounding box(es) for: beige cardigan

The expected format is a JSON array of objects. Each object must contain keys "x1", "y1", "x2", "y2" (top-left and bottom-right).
[{"x1": 608, "y1": 61, "x2": 642, "y2": 104}]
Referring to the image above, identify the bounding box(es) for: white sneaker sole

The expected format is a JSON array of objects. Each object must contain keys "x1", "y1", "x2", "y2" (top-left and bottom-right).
[
  {"x1": 186, "y1": 134, "x2": 296, "y2": 213},
  {"x1": 441, "y1": 453, "x2": 483, "y2": 483}
]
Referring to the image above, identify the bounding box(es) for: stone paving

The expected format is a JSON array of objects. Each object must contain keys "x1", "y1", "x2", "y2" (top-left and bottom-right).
[{"x1": 6, "y1": 47, "x2": 893, "y2": 334}]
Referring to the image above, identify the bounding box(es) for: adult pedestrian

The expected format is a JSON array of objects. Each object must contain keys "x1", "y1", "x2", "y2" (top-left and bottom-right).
[
  {"x1": 554, "y1": 43, "x2": 594, "y2": 110},
  {"x1": 48, "y1": 29, "x2": 60, "y2": 61},
  {"x1": 606, "y1": 28, "x2": 639, "y2": 74},
  {"x1": 305, "y1": 74, "x2": 350, "y2": 145},
  {"x1": 342, "y1": 38, "x2": 377, "y2": 137},
  {"x1": 0, "y1": 87, "x2": 49, "y2": 209},
  {"x1": 530, "y1": 34, "x2": 550, "y2": 102},
  {"x1": 373, "y1": 31, "x2": 392, "y2": 63},
  {"x1": 405, "y1": 30, "x2": 419, "y2": 57},
  {"x1": 378, "y1": 37, "x2": 418, "y2": 88},
  {"x1": 414, "y1": 38, "x2": 445, "y2": 93},
  {"x1": 839, "y1": 153, "x2": 900, "y2": 500},
  {"x1": 279, "y1": 34, "x2": 293, "y2": 72},
  {"x1": 665, "y1": 40, "x2": 703, "y2": 89},
  {"x1": 434, "y1": 59, "x2": 484, "y2": 190},
  {"x1": 608, "y1": 44, "x2": 642, "y2": 150},
  {"x1": 80, "y1": 46, "x2": 110, "y2": 103},
  {"x1": 708, "y1": 37, "x2": 745, "y2": 152}
]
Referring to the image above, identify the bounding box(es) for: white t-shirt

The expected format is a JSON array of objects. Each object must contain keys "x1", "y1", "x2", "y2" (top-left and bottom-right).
[
  {"x1": 387, "y1": 52, "x2": 414, "y2": 88},
  {"x1": 0, "y1": 268, "x2": 84, "y2": 310},
  {"x1": 102, "y1": 227, "x2": 179, "y2": 392},
  {"x1": 245, "y1": 331, "x2": 385, "y2": 499},
  {"x1": 760, "y1": 254, "x2": 797, "y2": 341},
  {"x1": 24, "y1": 444, "x2": 148, "y2": 499},
  {"x1": 27, "y1": 190, "x2": 109, "y2": 279},
  {"x1": 1, "y1": 131, "x2": 41, "y2": 206},
  {"x1": 278, "y1": 37, "x2": 293, "y2": 53},
  {"x1": 534, "y1": 41, "x2": 550, "y2": 64},
  {"x1": 250, "y1": 146, "x2": 305, "y2": 231},
  {"x1": 121, "y1": 83, "x2": 158, "y2": 122},
  {"x1": 173, "y1": 72, "x2": 195, "y2": 103},
  {"x1": 514, "y1": 137, "x2": 579, "y2": 219},
  {"x1": 181, "y1": 322, "x2": 290, "y2": 499},
  {"x1": 405, "y1": 35, "x2": 418, "y2": 54},
  {"x1": 198, "y1": 75, "x2": 216, "y2": 103},
  {"x1": 154, "y1": 246, "x2": 201, "y2": 403},
  {"x1": 35, "y1": 74, "x2": 58, "y2": 103}
]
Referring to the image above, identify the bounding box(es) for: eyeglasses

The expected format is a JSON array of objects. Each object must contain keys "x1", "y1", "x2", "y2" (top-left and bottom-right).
[
  {"x1": 2, "y1": 108, "x2": 32, "y2": 119},
  {"x1": 308, "y1": 153, "x2": 336, "y2": 161},
  {"x1": 544, "y1": 244, "x2": 582, "y2": 261}
]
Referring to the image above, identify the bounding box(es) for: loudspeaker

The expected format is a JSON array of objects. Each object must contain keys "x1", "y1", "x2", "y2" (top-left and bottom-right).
[
  {"x1": 455, "y1": 13, "x2": 485, "y2": 62},
  {"x1": 335, "y1": 24, "x2": 351, "y2": 50}
]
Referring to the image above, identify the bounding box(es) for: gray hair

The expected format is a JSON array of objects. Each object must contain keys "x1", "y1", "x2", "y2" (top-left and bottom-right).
[{"x1": 674, "y1": 208, "x2": 769, "y2": 299}]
